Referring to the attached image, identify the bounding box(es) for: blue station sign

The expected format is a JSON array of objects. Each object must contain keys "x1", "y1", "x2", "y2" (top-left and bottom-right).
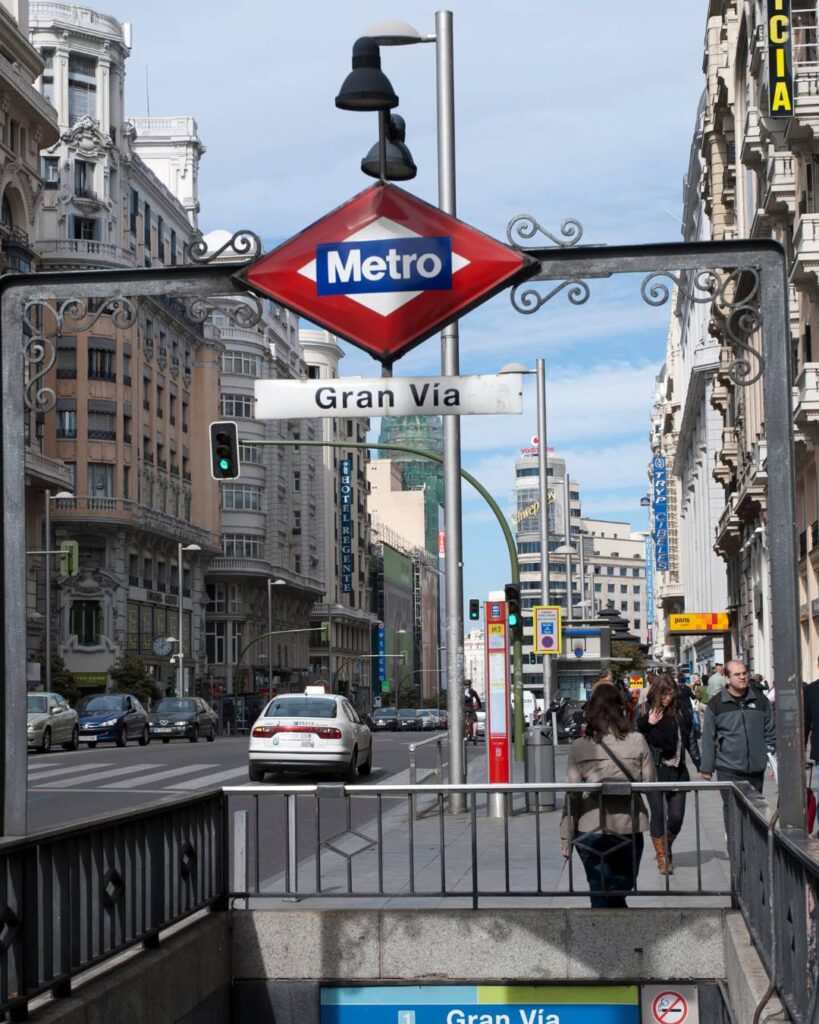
[{"x1": 321, "y1": 985, "x2": 640, "y2": 1024}]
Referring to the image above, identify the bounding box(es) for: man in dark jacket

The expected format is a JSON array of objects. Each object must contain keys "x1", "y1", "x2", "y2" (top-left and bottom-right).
[
  {"x1": 699, "y1": 659, "x2": 775, "y2": 793},
  {"x1": 805, "y1": 657, "x2": 819, "y2": 766}
]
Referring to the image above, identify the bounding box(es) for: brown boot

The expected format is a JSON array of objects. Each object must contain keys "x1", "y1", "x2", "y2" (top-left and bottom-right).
[
  {"x1": 666, "y1": 833, "x2": 676, "y2": 874},
  {"x1": 651, "y1": 836, "x2": 670, "y2": 875}
]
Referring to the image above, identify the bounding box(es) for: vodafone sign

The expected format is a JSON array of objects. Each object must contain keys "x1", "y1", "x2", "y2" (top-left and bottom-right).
[{"x1": 237, "y1": 184, "x2": 536, "y2": 364}]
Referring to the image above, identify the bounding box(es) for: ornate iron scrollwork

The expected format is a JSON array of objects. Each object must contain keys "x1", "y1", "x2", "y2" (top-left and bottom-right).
[
  {"x1": 506, "y1": 216, "x2": 583, "y2": 248},
  {"x1": 510, "y1": 278, "x2": 590, "y2": 315},
  {"x1": 640, "y1": 268, "x2": 763, "y2": 385},
  {"x1": 184, "y1": 292, "x2": 264, "y2": 329},
  {"x1": 23, "y1": 296, "x2": 137, "y2": 412},
  {"x1": 187, "y1": 230, "x2": 263, "y2": 265}
]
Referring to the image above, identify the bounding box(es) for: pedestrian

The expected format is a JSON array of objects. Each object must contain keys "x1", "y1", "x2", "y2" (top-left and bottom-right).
[
  {"x1": 463, "y1": 679, "x2": 481, "y2": 745},
  {"x1": 805, "y1": 657, "x2": 819, "y2": 833},
  {"x1": 699, "y1": 659, "x2": 776, "y2": 832},
  {"x1": 634, "y1": 675, "x2": 701, "y2": 874},
  {"x1": 560, "y1": 684, "x2": 655, "y2": 908},
  {"x1": 705, "y1": 662, "x2": 725, "y2": 700}
]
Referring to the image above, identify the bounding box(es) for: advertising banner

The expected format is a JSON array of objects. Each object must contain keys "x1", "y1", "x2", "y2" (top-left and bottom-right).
[
  {"x1": 484, "y1": 600, "x2": 510, "y2": 785},
  {"x1": 652, "y1": 457, "x2": 669, "y2": 572},
  {"x1": 320, "y1": 984, "x2": 640, "y2": 1023},
  {"x1": 339, "y1": 458, "x2": 353, "y2": 593}
]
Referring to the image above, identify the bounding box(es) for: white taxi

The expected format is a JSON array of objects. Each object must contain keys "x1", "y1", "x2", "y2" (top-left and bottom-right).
[{"x1": 248, "y1": 689, "x2": 373, "y2": 782}]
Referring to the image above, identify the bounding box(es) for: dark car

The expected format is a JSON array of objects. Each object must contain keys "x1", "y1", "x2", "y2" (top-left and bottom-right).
[
  {"x1": 371, "y1": 707, "x2": 400, "y2": 731},
  {"x1": 398, "y1": 708, "x2": 423, "y2": 731},
  {"x1": 148, "y1": 697, "x2": 218, "y2": 743},
  {"x1": 76, "y1": 693, "x2": 150, "y2": 748}
]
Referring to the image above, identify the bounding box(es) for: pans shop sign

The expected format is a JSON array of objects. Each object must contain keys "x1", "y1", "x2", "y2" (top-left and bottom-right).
[{"x1": 320, "y1": 985, "x2": 640, "y2": 1023}]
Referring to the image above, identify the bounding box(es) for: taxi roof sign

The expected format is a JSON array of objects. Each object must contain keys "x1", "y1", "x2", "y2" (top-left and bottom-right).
[
  {"x1": 236, "y1": 183, "x2": 536, "y2": 365},
  {"x1": 668, "y1": 613, "x2": 730, "y2": 634}
]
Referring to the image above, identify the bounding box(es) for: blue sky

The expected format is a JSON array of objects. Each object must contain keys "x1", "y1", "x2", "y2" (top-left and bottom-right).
[{"x1": 103, "y1": 1, "x2": 707, "y2": 611}]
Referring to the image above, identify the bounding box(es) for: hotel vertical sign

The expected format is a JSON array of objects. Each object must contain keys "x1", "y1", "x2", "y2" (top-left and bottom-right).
[
  {"x1": 768, "y1": 0, "x2": 794, "y2": 118},
  {"x1": 339, "y1": 458, "x2": 353, "y2": 593},
  {"x1": 652, "y1": 456, "x2": 669, "y2": 572}
]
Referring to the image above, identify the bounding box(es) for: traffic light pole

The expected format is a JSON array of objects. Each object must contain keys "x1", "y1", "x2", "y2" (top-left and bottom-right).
[{"x1": 536, "y1": 358, "x2": 556, "y2": 806}]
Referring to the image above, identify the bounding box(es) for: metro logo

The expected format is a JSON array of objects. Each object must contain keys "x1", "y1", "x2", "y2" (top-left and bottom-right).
[
  {"x1": 238, "y1": 183, "x2": 535, "y2": 364},
  {"x1": 317, "y1": 236, "x2": 452, "y2": 295}
]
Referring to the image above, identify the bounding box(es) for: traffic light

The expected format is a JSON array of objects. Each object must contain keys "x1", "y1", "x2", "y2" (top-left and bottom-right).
[
  {"x1": 529, "y1": 650, "x2": 537, "y2": 665},
  {"x1": 469, "y1": 598, "x2": 480, "y2": 621},
  {"x1": 505, "y1": 582, "x2": 522, "y2": 639},
  {"x1": 59, "y1": 539, "x2": 79, "y2": 577},
  {"x1": 320, "y1": 621, "x2": 330, "y2": 643},
  {"x1": 209, "y1": 421, "x2": 241, "y2": 480}
]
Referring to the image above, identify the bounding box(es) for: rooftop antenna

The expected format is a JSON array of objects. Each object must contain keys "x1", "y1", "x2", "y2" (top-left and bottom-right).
[{"x1": 145, "y1": 65, "x2": 150, "y2": 116}]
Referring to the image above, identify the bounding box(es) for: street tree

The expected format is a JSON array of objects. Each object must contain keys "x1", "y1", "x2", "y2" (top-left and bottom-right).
[{"x1": 108, "y1": 654, "x2": 161, "y2": 706}]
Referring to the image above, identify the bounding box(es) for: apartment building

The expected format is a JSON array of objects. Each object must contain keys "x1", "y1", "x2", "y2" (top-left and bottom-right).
[{"x1": 28, "y1": 3, "x2": 221, "y2": 692}]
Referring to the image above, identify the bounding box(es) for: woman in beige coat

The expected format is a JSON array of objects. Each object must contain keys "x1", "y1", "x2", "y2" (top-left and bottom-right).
[{"x1": 560, "y1": 684, "x2": 656, "y2": 907}]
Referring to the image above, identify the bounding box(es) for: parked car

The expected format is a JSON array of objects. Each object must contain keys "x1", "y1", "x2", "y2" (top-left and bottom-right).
[
  {"x1": 27, "y1": 692, "x2": 79, "y2": 753},
  {"x1": 475, "y1": 710, "x2": 486, "y2": 737},
  {"x1": 248, "y1": 691, "x2": 372, "y2": 782},
  {"x1": 417, "y1": 709, "x2": 438, "y2": 731},
  {"x1": 76, "y1": 693, "x2": 150, "y2": 748},
  {"x1": 371, "y1": 707, "x2": 401, "y2": 731},
  {"x1": 398, "y1": 708, "x2": 423, "y2": 731},
  {"x1": 148, "y1": 697, "x2": 218, "y2": 743}
]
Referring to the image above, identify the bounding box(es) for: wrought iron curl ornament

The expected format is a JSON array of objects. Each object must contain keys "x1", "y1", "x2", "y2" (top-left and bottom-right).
[
  {"x1": 506, "y1": 215, "x2": 584, "y2": 248},
  {"x1": 184, "y1": 293, "x2": 264, "y2": 329},
  {"x1": 61, "y1": 296, "x2": 138, "y2": 331},
  {"x1": 639, "y1": 267, "x2": 763, "y2": 386},
  {"x1": 510, "y1": 278, "x2": 590, "y2": 315},
  {"x1": 187, "y1": 230, "x2": 263, "y2": 265}
]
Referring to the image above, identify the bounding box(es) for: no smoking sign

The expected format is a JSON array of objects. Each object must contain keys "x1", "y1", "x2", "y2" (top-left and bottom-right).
[{"x1": 641, "y1": 985, "x2": 698, "y2": 1024}]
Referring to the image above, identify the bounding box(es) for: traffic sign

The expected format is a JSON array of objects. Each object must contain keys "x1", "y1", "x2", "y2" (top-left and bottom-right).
[
  {"x1": 237, "y1": 184, "x2": 536, "y2": 364},
  {"x1": 641, "y1": 984, "x2": 698, "y2": 1024},
  {"x1": 533, "y1": 605, "x2": 562, "y2": 656},
  {"x1": 254, "y1": 373, "x2": 523, "y2": 419}
]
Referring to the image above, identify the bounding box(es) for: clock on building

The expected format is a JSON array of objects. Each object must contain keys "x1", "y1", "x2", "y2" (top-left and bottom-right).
[{"x1": 152, "y1": 636, "x2": 173, "y2": 657}]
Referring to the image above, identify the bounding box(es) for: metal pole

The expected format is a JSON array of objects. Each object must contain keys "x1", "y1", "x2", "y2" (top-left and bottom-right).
[
  {"x1": 436, "y1": 9, "x2": 466, "y2": 812},
  {"x1": 328, "y1": 602, "x2": 333, "y2": 690},
  {"x1": 378, "y1": 108, "x2": 387, "y2": 181},
  {"x1": 177, "y1": 541, "x2": 184, "y2": 698},
  {"x1": 44, "y1": 489, "x2": 51, "y2": 692},
  {"x1": 267, "y1": 579, "x2": 274, "y2": 695},
  {"x1": 578, "y1": 524, "x2": 586, "y2": 613},
  {"x1": 536, "y1": 360, "x2": 556, "y2": 807},
  {"x1": 563, "y1": 473, "x2": 573, "y2": 620}
]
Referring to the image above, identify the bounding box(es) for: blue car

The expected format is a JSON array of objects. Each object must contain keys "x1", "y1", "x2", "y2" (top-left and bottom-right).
[{"x1": 76, "y1": 693, "x2": 151, "y2": 748}]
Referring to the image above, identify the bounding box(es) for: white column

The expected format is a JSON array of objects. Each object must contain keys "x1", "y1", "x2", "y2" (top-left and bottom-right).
[{"x1": 96, "y1": 58, "x2": 110, "y2": 134}]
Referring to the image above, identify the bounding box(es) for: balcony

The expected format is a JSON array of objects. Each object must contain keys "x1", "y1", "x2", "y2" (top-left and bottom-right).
[
  {"x1": 741, "y1": 106, "x2": 764, "y2": 166},
  {"x1": 791, "y1": 213, "x2": 819, "y2": 283},
  {"x1": 36, "y1": 239, "x2": 137, "y2": 269},
  {"x1": 793, "y1": 362, "x2": 819, "y2": 445},
  {"x1": 762, "y1": 152, "x2": 795, "y2": 216}
]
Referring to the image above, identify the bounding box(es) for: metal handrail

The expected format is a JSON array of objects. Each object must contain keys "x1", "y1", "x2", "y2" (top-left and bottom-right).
[{"x1": 408, "y1": 732, "x2": 447, "y2": 785}]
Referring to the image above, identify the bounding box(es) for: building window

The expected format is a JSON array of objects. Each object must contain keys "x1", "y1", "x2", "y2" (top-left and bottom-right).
[
  {"x1": 88, "y1": 463, "x2": 114, "y2": 507},
  {"x1": 123, "y1": 466, "x2": 130, "y2": 499},
  {"x1": 293, "y1": 471, "x2": 301, "y2": 492},
  {"x1": 239, "y1": 443, "x2": 261, "y2": 464},
  {"x1": 56, "y1": 409, "x2": 76, "y2": 439},
  {"x1": 74, "y1": 159, "x2": 94, "y2": 198},
  {"x1": 229, "y1": 622, "x2": 243, "y2": 664},
  {"x1": 40, "y1": 49, "x2": 54, "y2": 103},
  {"x1": 606, "y1": 567, "x2": 614, "y2": 576},
  {"x1": 620, "y1": 585, "x2": 628, "y2": 594},
  {"x1": 70, "y1": 600, "x2": 101, "y2": 646},
  {"x1": 222, "y1": 351, "x2": 262, "y2": 376},
  {"x1": 221, "y1": 484, "x2": 262, "y2": 511},
  {"x1": 222, "y1": 533, "x2": 264, "y2": 558},
  {"x1": 87, "y1": 410, "x2": 116, "y2": 439},
  {"x1": 207, "y1": 583, "x2": 226, "y2": 613},
  {"x1": 607, "y1": 584, "x2": 615, "y2": 594},
  {"x1": 143, "y1": 201, "x2": 151, "y2": 249},
  {"x1": 42, "y1": 156, "x2": 59, "y2": 187},
  {"x1": 620, "y1": 567, "x2": 627, "y2": 576},
  {"x1": 129, "y1": 188, "x2": 139, "y2": 236},
  {"x1": 88, "y1": 348, "x2": 115, "y2": 381},
  {"x1": 594, "y1": 583, "x2": 602, "y2": 593},
  {"x1": 68, "y1": 54, "x2": 96, "y2": 125},
  {"x1": 620, "y1": 602, "x2": 628, "y2": 612},
  {"x1": 71, "y1": 216, "x2": 98, "y2": 240},
  {"x1": 228, "y1": 585, "x2": 242, "y2": 614},
  {"x1": 206, "y1": 620, "x2": 226, "y2": 664},
  {"x1": 220, "y1": 393, "x2": 254, "y2": 418},
  {"x1": 170, "y1": 228, "x2": 177, "y2": 265},
  {"x1": 632, "y1": 568, "x2": 642, "y2": 577}
]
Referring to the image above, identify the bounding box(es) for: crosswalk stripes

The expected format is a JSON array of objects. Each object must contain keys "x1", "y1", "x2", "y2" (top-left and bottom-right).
[
  {"x1": 27, "y1": 760, "x2": 115, "y2": 776},
  {"x1": 100, "y1": 764, "x2": 213, "y2": 790},
  {"x1": 30, "y1": 764, "x2": 149, "y2": 789}
]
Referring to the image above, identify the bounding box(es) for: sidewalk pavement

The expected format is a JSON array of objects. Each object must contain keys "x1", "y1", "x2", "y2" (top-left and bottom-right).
[{"x1": 253, "y1": 738, "x2": 779, "y2": 910}]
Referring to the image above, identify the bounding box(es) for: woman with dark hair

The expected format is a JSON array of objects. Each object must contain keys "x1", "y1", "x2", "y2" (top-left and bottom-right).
[
  {"x1": 560, "y1": 684, "x2": 655, "y2": 908},
  {"x1": 634, "y1": 674, "x2": 701, "y2": 875}
]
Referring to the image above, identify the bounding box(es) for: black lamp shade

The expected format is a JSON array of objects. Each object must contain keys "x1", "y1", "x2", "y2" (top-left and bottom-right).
[
  {"x1": 335, "y1": 38, "x2": 398, "y2": 111},
  {"x1": 361, "y1": 139, "x2": 417, "y2": 180}
]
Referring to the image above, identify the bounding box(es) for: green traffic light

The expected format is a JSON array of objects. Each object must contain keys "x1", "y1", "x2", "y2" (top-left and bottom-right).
[{"x1": 219, "y1": 458, "x2": 230, "y2": 471}]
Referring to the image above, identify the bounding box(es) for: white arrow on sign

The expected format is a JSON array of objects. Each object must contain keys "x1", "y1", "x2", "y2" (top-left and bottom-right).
[{"x1": 254, "y1": 373, "x2": 523, "y2": 420}]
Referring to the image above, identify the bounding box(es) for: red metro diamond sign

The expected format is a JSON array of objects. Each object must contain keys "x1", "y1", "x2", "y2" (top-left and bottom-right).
[{"x1": 237, "y1": 184, "x2": 536, "y2": 365}]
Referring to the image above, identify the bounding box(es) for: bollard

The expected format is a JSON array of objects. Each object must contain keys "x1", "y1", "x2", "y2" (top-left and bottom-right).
[{"x1": 525, "y1": 726, "x2": 556, "y2": 810}]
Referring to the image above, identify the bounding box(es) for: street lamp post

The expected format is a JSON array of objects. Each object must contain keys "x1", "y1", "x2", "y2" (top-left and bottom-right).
[
  {"x1": 267, "y1": 579, "x2": 287, "y2": 695},
  {"x1": 393, "y1": 628, "x2": 407, "y2": 713},
  {"x1": 176, "y1": 543, "x2": 201, "y2": 697},
  {"x1": 43, "y1": 489, "x2": 74, "y2": 691}
]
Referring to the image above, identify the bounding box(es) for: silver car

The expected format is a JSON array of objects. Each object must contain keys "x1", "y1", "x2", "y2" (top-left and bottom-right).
[{"x1": 27, "y1": 692, "x2": 79, "y2": 753}]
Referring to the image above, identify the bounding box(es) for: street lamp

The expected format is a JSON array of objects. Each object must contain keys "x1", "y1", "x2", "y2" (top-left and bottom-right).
[
  {"x1": 43, "y1": 489, "x2": 74, "y2": 690},
  {"x1": 267, "y1": 579, "x2": 287, "y2": 695},
  {"x1": 176, "y1": 543, "x2": 201, "y2": 697},
  {"x1": 340, "y1": 14, "x2": 467, "y2": 807}
]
